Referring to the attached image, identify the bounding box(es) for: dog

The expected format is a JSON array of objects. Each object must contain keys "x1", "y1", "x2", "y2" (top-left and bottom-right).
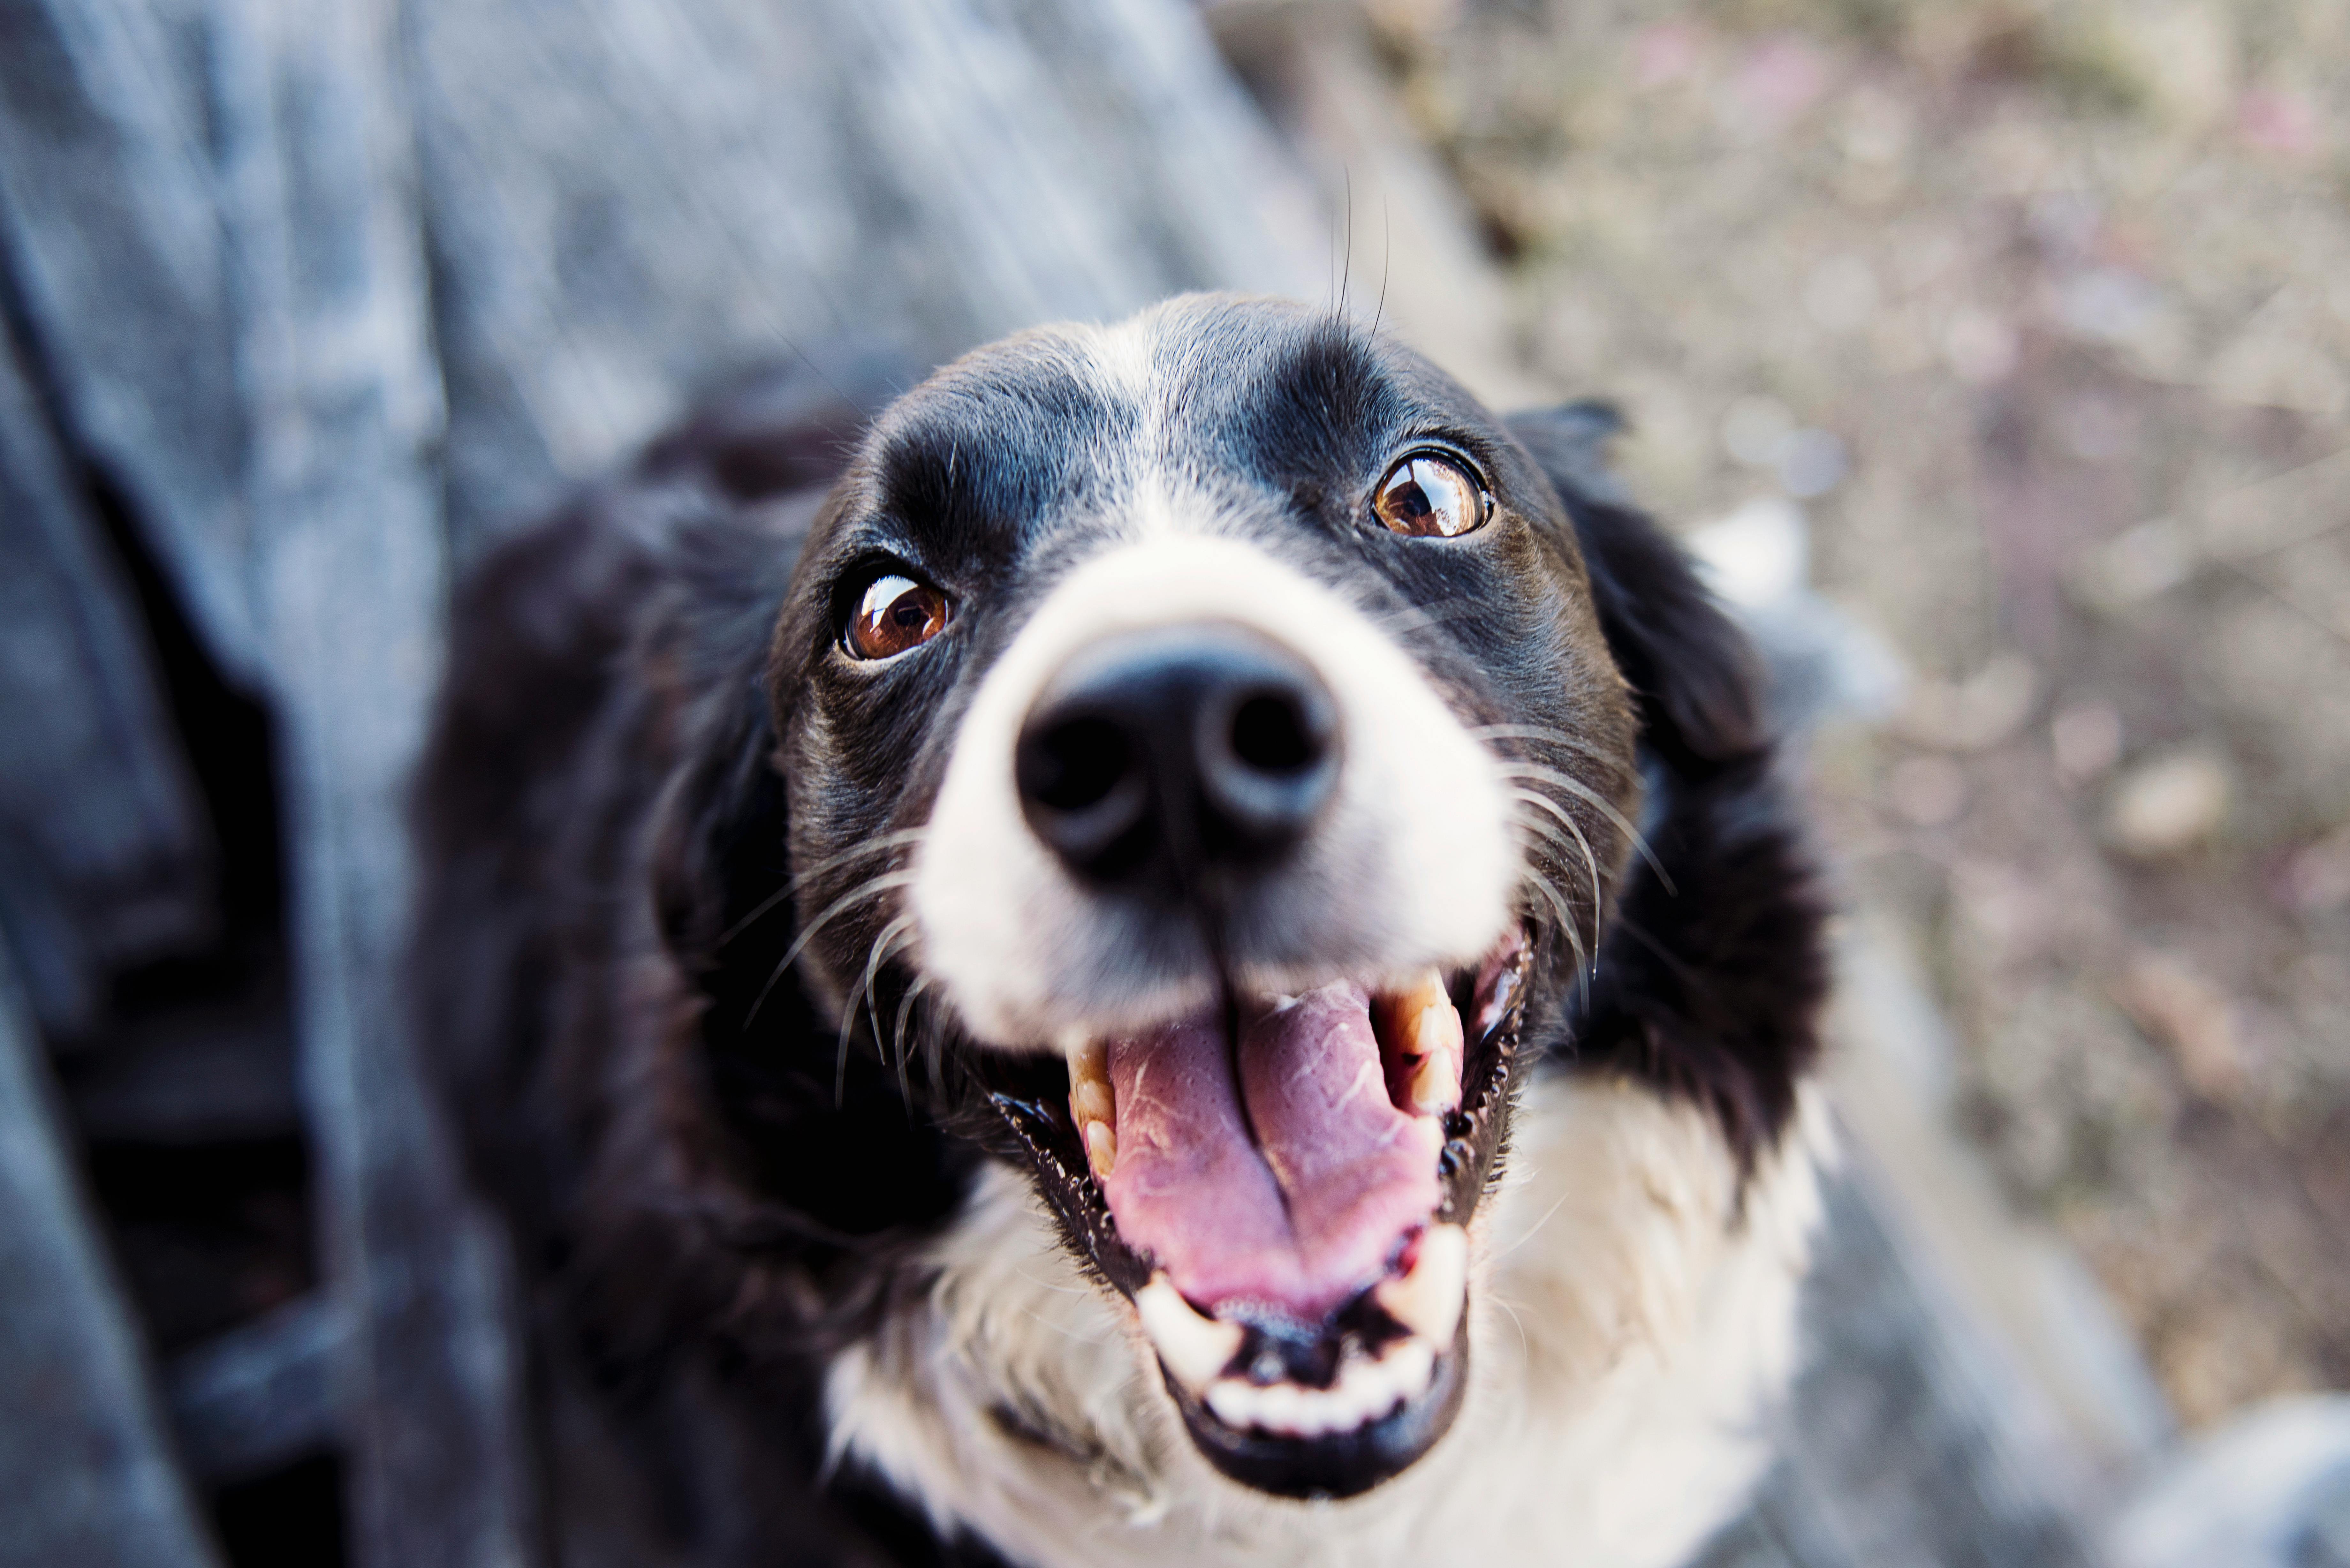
[{"x1": 413, "y1": 293, "x2": 1830, "y2": 1568}]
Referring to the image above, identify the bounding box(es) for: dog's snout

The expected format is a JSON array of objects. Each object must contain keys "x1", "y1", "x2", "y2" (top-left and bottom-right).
[{"x1": 1015, "y1": 626, "x2": 1340, "y2": 888}]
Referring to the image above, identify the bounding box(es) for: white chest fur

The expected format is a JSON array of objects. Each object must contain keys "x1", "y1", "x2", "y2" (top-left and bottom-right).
[{"x1": 826, "y1": 1076, "x2": 1831, "y2": 1568}]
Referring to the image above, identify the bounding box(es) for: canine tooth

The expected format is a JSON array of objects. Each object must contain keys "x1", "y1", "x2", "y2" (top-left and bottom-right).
[
  {"x1": 1066, "y1": 1037, "x2": 1115, "y2": 1174},
  {"x1": 1065, "y1": 1036, "x2": 1109, "y2": 1095},
  {"x1": 1380, "y1": 970, "x2": 1463, "y2": 1116},
  {"x1": 1405, "y1": 974, "x2": 1464, "y2": 1061},
  {"x1": 1375, "y1": 1222, "x2": 1468, "y2": 1348},
  {"x1": 1135, "y1": 1275, "x2": 1243, "y2": 1391},
  {"x1": 1383, "y1": 1338, "x2": 1437, "y2": 1400},
  {"x1": 1405, "y1": 1050, "x2": 1454, "y2": 1117}
]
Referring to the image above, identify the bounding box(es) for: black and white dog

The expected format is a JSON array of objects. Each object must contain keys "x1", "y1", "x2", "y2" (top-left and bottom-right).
[{"x1": 414, "y1": 294, "x2": 1829, "y2": 1568}]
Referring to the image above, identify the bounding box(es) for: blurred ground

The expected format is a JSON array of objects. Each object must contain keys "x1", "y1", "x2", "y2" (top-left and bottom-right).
[{"x1": 1360, "y1": 0, "x2": 2350, "y2": 1429}]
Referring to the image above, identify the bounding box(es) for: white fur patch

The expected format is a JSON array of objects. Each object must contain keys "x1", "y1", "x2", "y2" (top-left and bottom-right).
[
  {"x1": 911, "y1": 532, "x2": 1519, "y2": 1048},
  {"x1": 826, "y1": 1078, "x2": 1832, "y2": 1568}
]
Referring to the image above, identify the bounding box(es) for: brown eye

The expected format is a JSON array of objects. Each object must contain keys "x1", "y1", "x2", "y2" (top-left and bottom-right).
[
  {"x1": 1373, "y1": 452, "x2": 1490, "y2": 539},
  {"x1": 847, "y1": 573, "x2": 951, "y2": 660}
]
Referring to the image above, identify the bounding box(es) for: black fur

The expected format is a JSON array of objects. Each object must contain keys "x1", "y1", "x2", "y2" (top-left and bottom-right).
[
  {"x1": 1510, "y1": 404, "x2": 1827, "y2": 1169},
  {"x1": 412, "y1": 305, "x2": 1824, "y2": 1564}
]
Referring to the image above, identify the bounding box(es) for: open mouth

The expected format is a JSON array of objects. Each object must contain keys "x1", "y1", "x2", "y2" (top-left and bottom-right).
[{"x1": 984, "y1": 931, "x2": 1532, "y2": 1499}]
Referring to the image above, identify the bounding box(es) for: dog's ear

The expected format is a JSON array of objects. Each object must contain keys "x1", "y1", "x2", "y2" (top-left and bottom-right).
[
  {"x1": 1507, "y1": 403, "x2": 1824, "y2": 1172},
  {"x1": 1507, "y1": 402, "x2": 1762, "y2": 770}
]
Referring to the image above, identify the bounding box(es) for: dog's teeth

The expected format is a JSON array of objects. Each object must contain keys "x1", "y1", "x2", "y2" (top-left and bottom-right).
[
  {"x1": 1135, "y1": 1274, "x2": 1242, "y2": 1391},
  {"x1": 1381, "y1": 1337, "x2": 1438, "y2": 1400},
  {"x1": 1405, "y1": 1050, "x2": 1453, "y2": 1117},
  {"x1": 1066, "y1": 1037, "x2": 1115, "y2": 1176},
  {"x1": 1375, "y1": 1222, "x2": 1468, "y2": 1348},
  {"x1": 1379, "y1": 969, "x2": 1462, "y2": 1116},
  {"x1": 1196, "y1": 1332, "x2": 1442, "y2": 1439}
]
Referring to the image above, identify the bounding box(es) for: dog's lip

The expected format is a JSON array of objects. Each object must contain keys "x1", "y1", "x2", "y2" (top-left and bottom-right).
[
  {"x1": 979, "y1": 932, "x2": 1531, "y2": 1492},
  {"x1": 1163, "y1": 1306, "x2": 1471, "y2": 1500}
]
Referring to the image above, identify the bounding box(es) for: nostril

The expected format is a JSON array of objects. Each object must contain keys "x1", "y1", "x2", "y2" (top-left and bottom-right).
[
  {"x1": 1018, "y1": 626, "x2": 1340, "y2": 886},
  {"x1": 1229, "y1": 690, "x2": 1322, "y2": 776},
  {"x1": 1022, "y1": 715, "x2": 1133, "y2": 812},
  {"x1": 1197, "y1": 670, "x2": 1338, "y2": 855},
  {"x1": 1017, "y1": 706, "x2": 1154, "y2": 881}
]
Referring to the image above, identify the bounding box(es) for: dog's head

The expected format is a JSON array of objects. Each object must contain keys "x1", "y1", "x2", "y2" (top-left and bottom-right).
[{"x1": 761, "y1": 295, "x2": 1686, "y2": 1499}]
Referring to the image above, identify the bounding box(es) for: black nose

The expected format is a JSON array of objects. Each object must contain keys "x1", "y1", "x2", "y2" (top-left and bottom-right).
[{"x1": 1015, "y1": 626, "x2": 1341, "y2": 890}]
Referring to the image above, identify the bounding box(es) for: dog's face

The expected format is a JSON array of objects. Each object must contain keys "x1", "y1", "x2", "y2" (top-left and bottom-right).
[{"x1": 765, "y1": 295, "x2": 1639, "y2": 1499}]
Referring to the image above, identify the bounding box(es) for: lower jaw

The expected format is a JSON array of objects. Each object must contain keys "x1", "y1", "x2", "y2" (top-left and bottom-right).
[{"x1": 1165, "y1": 1316, "x2": 1471, "y2": 1500}]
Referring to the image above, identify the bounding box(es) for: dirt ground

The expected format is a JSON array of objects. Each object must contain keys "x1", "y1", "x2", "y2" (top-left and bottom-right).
[{"x1": 1366, "y1": 0, "x2": 2350, "y2": 1427}]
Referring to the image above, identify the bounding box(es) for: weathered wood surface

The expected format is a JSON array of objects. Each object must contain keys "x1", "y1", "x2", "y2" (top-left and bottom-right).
[
  {"x1": 60, "y1": 983, "x2": 300, "y2": 1145},
  {"x1": 0, "y1": 321, "x2": 213, "y2": 1041},
  {"x1": 0, "y1": 939, "x2": 224, "y2": 1568},
  {"x1": 407, "y1": 0, "x2": 1325, "y2": 548},
  {"x1": 0, "y1": 0, "x2": 535, "y2": 1559},
  {"x1": 223, "y1": 0, "x2": 540, "y2": 1560},
  {"x1": 166, "y1": 1293, "x2": 348, "y2": 1486},
  {"x1": 1695, "y1": 1167, "x2": 2101, "y2": 1568},
  {"x1": 0, "y1": 0, "x2": 264, "y2": 686}
]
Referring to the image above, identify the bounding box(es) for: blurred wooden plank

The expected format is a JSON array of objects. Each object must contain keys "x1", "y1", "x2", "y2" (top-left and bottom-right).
[
  {"x1": 406, "y1": 0, "x2": 1327, "y2": 547},
  {"x1": 0, "y1": 0, "x2": 264, "y2": 684},
  {"x1": 2, "y1": 0, "x2": 540, "y2": 1555},
  {"x1": 1691, "y1": 1167, "x2": 2102, "y2": 1568},
  {"x1": 218, "y1": 0, "x2": 538, "y2": 1560},
  {"x1": 60, "y1": 978, "x2": 300, "y2": 1145},
  {"x1": 0, "y1": 938, "x2": 224, "y2": 1568},
  {"x1": 0, "y1": 320, "x2": 213, "y2": 1039},
  {"x1": 166, "y1": 1293, "x2": 348, "y2": 1485}
]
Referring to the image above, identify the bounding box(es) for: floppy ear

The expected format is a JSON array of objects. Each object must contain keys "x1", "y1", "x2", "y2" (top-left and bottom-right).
[
  {"x1": 1508, "y1": 402, "x2": 1761, "y2": 769},
  {"x1": 1506, "y1": 403, "x2": 1827, "y2": 1172}
]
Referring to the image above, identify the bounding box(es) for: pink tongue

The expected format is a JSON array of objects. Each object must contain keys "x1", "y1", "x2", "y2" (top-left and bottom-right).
[{"x1": 1099, "y1": 982, "x2": 1444, "y2": 1323}]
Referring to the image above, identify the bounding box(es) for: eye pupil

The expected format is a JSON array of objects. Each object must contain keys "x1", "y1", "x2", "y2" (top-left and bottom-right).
[{"x1": 848, "y1": 572, "x2": 951, "y2": 660}]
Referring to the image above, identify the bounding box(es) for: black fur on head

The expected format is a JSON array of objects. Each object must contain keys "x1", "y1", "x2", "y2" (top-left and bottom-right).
[{"x1": 410, "y1": 299, "x2": 1824, "y2": 1560}]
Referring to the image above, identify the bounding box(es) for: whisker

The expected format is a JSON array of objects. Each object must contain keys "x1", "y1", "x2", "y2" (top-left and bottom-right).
[
  {"x1": 1362, "y1": 596, "x2": 1490, "y2": 639},
  {"x1": 891, "y1": 973, "x2": 935, "y2": 1108},
  {"x1": 839, "y1": 912, "x2": 918, "y2": 1106},
  {"x1": 1510, "y1": 788, "x2": 1603, "y2": 965},
  {"x1": 718, "y1": 826, "x2": 926, "y2": 948},
  {"x1": 1470, "y1": 723, "x2": 1636, "y2": 776},
  {"x1": 1517, "y1": 860, "x2": 1591, "y2": 999},
  {"x1": 1489, "y1": 1290, "x2": 1532, "y2": 1366},
  {"x1": 1495, "y1": 1187, "x2": 1575, "y2": 1263},
  {"x1": 1014, "y1": 1267, "x2": 1095, "y2": 1299},
  {"x1": 743, "y1": 868, "x2": 919, "y2": 1029},
  {"x1": 1016, "y1": 1304, "x2": 1112, "y2": 1346},
  {"x1": 924, "y1": 1006, "x2": 949, "y2": 1103},
  {"x1": 1498, "y1": 763, "x2": 1675, "y2": 895}
]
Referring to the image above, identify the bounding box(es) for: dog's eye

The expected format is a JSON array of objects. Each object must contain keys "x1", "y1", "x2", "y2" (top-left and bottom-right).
[
  {"x1": 846, "y1": 573, "x2": 951, "y2": 660},
  {"x1": 1372, "y1": 452, "x2": 1490, "y2": 539}
]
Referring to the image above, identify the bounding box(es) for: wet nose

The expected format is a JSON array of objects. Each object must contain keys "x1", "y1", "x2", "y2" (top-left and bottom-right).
[{"x1": 1014, "y1": 626, "x2": 1340, "y2": 890}]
